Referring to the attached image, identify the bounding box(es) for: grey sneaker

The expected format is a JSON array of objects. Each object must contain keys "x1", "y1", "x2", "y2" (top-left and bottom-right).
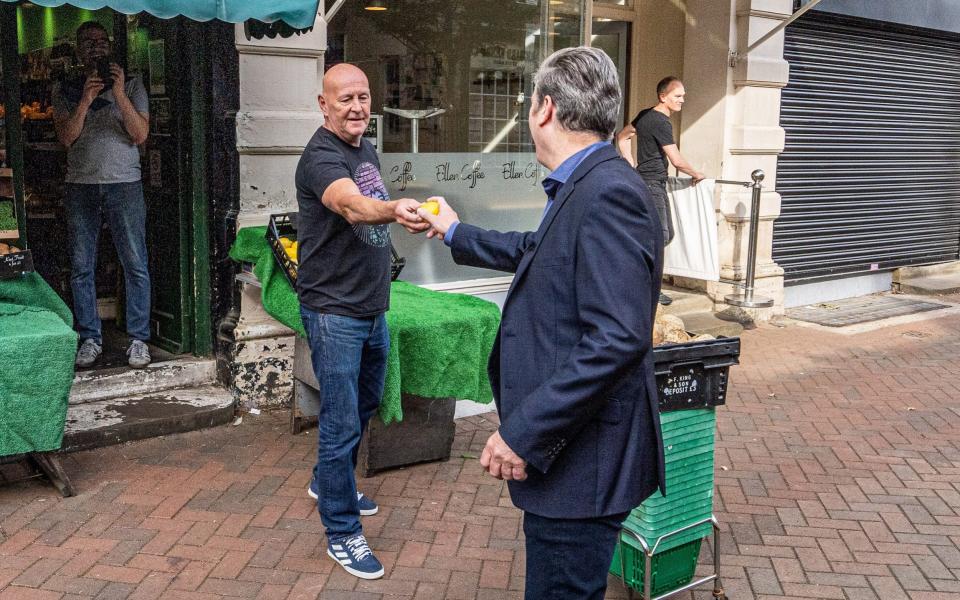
[
  {"x1": 75, "y1": 338, "x2": 102, "y2": 368},
  {"x1": 127, "y1": 340, "x2": 151, "y2": 369}
]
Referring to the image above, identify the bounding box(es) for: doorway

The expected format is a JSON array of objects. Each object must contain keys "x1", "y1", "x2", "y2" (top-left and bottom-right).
[
  {"x1": 591, "y1": 19, "x2": 631, "y2": 126},
  {"x1": 0, "y1": 5, "x2": 211, "y2": 369}
]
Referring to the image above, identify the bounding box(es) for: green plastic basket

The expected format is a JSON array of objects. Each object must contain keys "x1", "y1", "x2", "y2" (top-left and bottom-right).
[
  {"x1": 660, "y1": 408, "x2": 716, "y2": 428},
  {"x1": 650, "y1": 470, "x2": 716, "y2": 497},
  {"x1": 663, "y1": 443, "x2": 715, "y2": 465},
  {"x1": 662, "y1": 423, "x2": 716, "y2": 445},
  {"x1": 662, "y1": 472, "x2": 715, "y2": 493},
  {"x1": 625, "y1": 522, "x2": 713, "y2": 554},
  {"x1": 661, "y1": 411, "x2": 716, "y2": 429},
  {"x1": 628, "y1": 511, "x2": 714, "y2": 540},
  {"x1": 610, "y1": 536, "x2": 703, "y2": 596},
  {"x1": 633, "y1": 488, "x2": 713, "y2": 517},
  {"x1": 625, "y1": 407, "x2": 718, "y2": 553},
  {"x1": 626, "y1": 498, "x2": 715, "y2": 537},
  {"x1": 633, "y1": 494, "x2": 713, "y2": 521}
]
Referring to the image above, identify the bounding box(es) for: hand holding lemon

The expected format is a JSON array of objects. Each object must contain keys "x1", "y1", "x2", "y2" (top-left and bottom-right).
[
  {"x1": 416, "y1": 197, "x2": 460, "y2": 241},
  {"x1": 419, "y1": 199, "x2": 440, "y2": 215}
]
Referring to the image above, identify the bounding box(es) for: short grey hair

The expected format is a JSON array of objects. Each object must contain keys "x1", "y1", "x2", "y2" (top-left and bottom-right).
[{"x1": 533, "y1": 46, "x2": 621, "y2": 140}]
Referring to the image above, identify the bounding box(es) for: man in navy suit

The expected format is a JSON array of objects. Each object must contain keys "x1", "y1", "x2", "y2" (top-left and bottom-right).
[{"x1": 418, "y1": 46, "x2": 666, "y2": 599}]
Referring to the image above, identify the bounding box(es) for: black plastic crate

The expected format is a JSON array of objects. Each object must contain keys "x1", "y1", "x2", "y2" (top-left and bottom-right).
[
  {"x1": 653, "y1": 337, "x2": 740, "y2": 412},
  {"x1": 389, "y1": 245, "x2": 406, "y2": 282},
  {"x1": 266, "y1": 212, "x2": 299, "y2": 288},
  {"x1": 266, "y1": 211, "x2": 406, "y2": 289},
  {"x1": 0, "y1": 249, "x2": 35, "y2": 280}
]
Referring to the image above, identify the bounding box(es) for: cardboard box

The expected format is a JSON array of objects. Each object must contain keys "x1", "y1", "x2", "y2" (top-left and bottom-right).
[{"x1": 0, "y1": 167, "x2": 13, "y2": 198}]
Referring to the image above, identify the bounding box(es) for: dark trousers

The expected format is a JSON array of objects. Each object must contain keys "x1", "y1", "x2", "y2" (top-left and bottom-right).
[
  {"x1": 645, "y1": 179, "x2": 674, "y2": 246},
  {"x1": 523, "y1": 510, "x2": 629, "y2": 600}
]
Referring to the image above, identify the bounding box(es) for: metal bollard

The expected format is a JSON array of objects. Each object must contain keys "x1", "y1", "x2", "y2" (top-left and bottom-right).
[{"x1": 724, "y1": 169, "x2": 774, "y2": 309}]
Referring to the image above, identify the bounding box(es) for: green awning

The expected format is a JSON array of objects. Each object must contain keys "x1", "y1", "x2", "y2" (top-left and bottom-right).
[{"x1": 0, "y1": 0, "x2": 321, "y2": 28}]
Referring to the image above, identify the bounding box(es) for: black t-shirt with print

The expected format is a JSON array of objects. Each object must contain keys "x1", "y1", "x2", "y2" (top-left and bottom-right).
[
  {"x1": 631, "y1": 107, "x2": 675, "y2": 184},
  {"x1": 295, "y1": 126, "x2": 392, "y2": 317}
]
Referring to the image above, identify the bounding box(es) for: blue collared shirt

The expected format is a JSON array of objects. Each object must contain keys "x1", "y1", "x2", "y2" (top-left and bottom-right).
[{"x1": 444, "y1": 141, "x2": 610, "y2": 246}]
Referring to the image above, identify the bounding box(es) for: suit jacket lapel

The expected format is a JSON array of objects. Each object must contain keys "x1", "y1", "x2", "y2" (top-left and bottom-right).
[
  {"x1": 506, "y1": 145, "x2": 619, "y2": 299},
  {"x1": 506, "y1": 182, "x2": 576, "y2": 298}
]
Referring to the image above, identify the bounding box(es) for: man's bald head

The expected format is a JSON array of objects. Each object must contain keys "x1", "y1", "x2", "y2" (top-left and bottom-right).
[
  {"x1": 320, "y1": 63, "x2": 372, "y2": 146},
  {"x1": 323, "y1": 64, "x2": 368, "y2": 96}
]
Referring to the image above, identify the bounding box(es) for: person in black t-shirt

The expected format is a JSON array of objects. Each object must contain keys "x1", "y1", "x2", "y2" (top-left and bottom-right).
[
  {"x1": 294, "y1": 63, "x2": 429, "y2": 581},
  {"x1": 616, "y1": 76, "x2": 704, "y2": 305}
]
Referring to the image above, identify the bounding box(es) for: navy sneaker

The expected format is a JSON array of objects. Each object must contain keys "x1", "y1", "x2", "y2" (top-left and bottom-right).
[
  {"x1": 327, "y1": 534, "x2": 384, "y2": 579},
  {"x1": 308, "y1": 479, "x2": 378, "y2": 516},
  {"x1": 356, "y1": 493, "x2": 379, "y2": 516}
]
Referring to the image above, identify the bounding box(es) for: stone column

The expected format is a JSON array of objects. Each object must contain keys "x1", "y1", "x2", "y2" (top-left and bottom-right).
[
  {"x1": 678, "y1": 0, "x2": 790, "y2": 318},
  {"x1": 229, "y1": 14, "x2": 325, "y2": 408}
]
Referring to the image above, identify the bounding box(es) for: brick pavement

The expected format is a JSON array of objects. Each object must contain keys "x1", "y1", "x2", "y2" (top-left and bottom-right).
[{"x1": 3, "y1": 309, "x2": 960, "y2": 599}]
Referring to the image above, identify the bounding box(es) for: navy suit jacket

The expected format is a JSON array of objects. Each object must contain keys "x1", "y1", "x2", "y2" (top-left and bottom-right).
[{"x1": 450, "y1": 144, "x2": 667, "y2": 519}]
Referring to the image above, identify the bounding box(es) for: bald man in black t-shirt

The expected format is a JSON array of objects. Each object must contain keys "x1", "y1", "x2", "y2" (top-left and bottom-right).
[{"x1": 295, "y1": 63, "x2": 430, "y2": 580}]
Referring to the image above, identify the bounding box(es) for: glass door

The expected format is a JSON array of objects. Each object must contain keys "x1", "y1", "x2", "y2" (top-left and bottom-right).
[
  {"x1": 591, "y1": 19, "x2": 630, "y2": 126},
  {"x1": 127, "y1": 14, "x2": 196, "y2": 354},
  {"x1": 325, "y1": 0, "x2": 585, "y2": 286}
]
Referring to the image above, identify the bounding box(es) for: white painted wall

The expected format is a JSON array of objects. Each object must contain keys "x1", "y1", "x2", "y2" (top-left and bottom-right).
[{"x1": 231, "y1": 13, "x2": 326, "y2": 407}]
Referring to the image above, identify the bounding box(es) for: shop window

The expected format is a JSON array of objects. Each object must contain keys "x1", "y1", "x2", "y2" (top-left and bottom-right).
[{"x1": 326, "y1": 0, "x2": 583, "y2": 285}]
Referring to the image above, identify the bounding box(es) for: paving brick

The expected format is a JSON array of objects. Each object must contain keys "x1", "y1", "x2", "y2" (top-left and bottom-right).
[
  {"x1": 746, "y1": 566, "x2": 782, "y2": 595},
  {"x1": 0, "y1": 587, "x2": 63, "y2": 600},
  {"x1": 478, "y1": 560, "x2": 511, "y2": 590},
  {"x1": 39, "y1": 574, "x2": 109, "y2": 596},
  {"x1": 86, "y1": 563, "x2": 149, "y2": 585},
  {"x1": 11, "y1": 557, "x2": 67, "y2": 588},
  {"x1": 128, "y1": 572, "x2": 175, "y2": 600}
]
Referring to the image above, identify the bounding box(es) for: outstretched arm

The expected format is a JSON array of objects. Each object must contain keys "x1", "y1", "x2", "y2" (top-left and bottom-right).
[
  {"x1": 663, "y1": 144, "x2": 704, "y2": 183},
  {"x1": 418, "y1": 197, "x2": 535, "y2": 273}
]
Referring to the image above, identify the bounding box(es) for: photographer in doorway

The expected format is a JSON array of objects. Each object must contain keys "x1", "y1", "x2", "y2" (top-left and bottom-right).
[{"x1": 53, "y1": 21, "x2": 151, "y2": 369}]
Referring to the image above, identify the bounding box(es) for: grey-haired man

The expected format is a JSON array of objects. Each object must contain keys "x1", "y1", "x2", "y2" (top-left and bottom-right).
[{"x1": 419, "y1": 47, "x2": 666, "y2": 599}]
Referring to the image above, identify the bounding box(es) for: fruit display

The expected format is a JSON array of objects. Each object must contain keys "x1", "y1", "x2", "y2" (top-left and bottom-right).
[
  {"x1": 267, "y1": 213, "x2": 300, "y2": 286},
  {"x1": 0, "y1": 243, "x2": 22, "y2": 255},
  {"x1": 21, "y1": 101, "x2": 54, "y2": 121},
  {"x1": 0, "y1": 102, "x2": 54, "y2": 121},
  {"x1": 0, "y1": 199, "x2": 16, "y2": 233},
  {"x1": 279, "y1": 236, "x2": 298, "y2": 264}
]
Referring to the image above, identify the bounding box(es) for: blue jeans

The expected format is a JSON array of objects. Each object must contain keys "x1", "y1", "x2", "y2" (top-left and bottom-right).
[
  {"x1": 300, "y1": 307, "x2": 389, "y2": 542},
  {"x1": 522, "y1": 510, "x2": 629, "y2": 600},
  {"x1": 64, "y1": 182, "x2": 151, "y2": 343}
]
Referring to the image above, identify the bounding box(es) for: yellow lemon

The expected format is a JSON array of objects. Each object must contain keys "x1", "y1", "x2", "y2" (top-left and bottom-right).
[
  {"x1": 420, "y1": 200, "x2": 440, "y2": 215},
  {"x1": 279, "y1": 237, "x2": 293, "y2": 249}
]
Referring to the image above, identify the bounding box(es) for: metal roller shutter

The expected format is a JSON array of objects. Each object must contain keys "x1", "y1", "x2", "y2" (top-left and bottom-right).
[{"x1": 774, "y1": 15, "x2": 960, "y2": 282}]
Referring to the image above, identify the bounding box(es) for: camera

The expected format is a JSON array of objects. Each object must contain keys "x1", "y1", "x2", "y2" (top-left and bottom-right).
[{"x1": 95, "y1": 57, "x2": 113, "y2": 88}]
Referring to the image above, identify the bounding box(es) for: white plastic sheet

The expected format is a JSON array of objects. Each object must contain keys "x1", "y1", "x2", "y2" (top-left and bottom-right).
[{"x1": 663, "y1": 178, "x2": 719, "y2": 281}]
